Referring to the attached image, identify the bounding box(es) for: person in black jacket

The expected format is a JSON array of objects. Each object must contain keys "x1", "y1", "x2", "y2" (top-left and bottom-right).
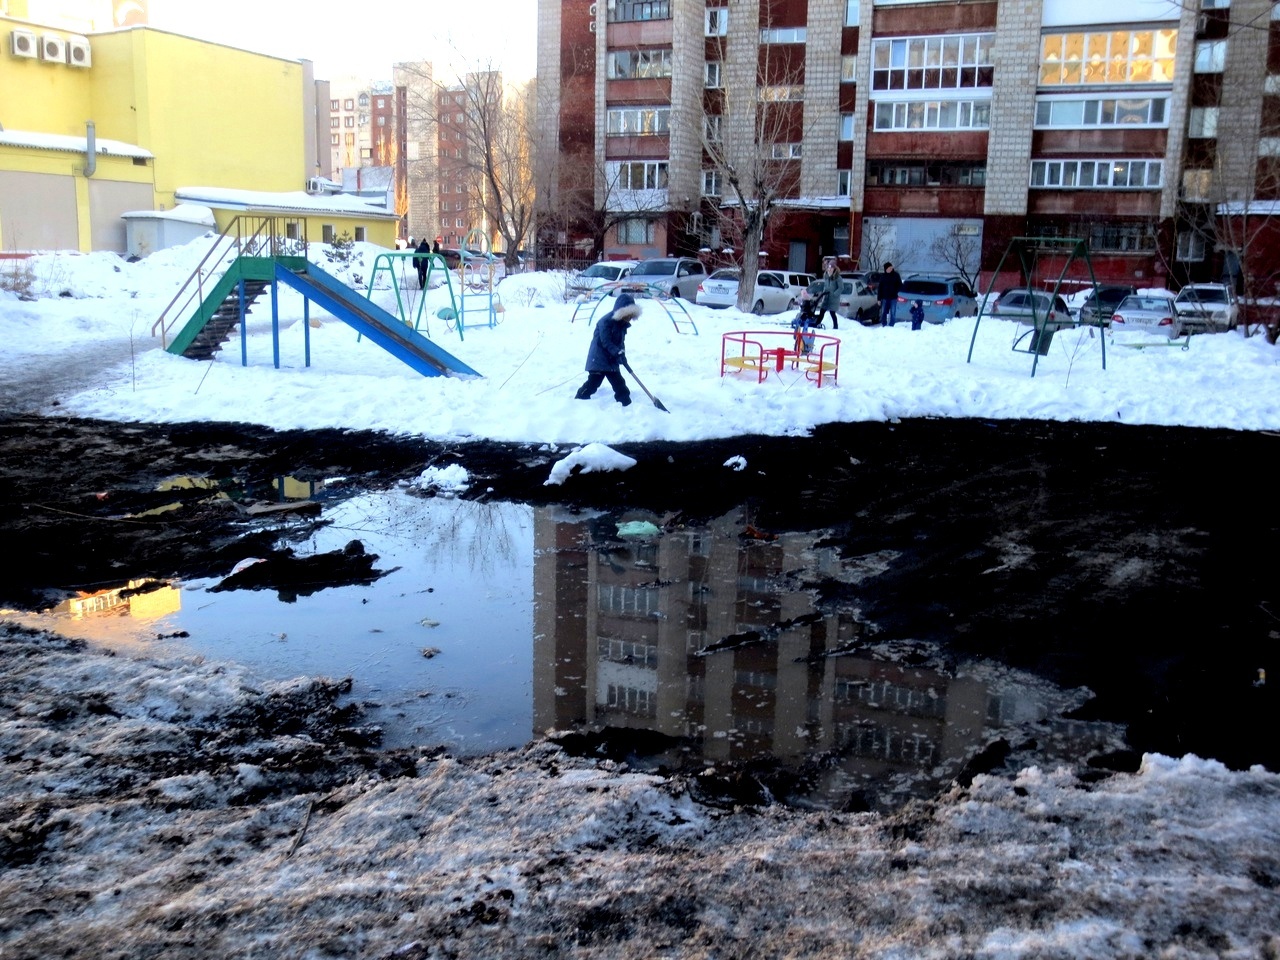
[
  {"x1": 414, "y1": 237, "x2": 431, "y2": 288},
  {"x1": 575, "y1": 293, "x2": 640, "y2": 406},
  {"x1": 877, "y1": 262, "x2": 902, "y2": 326}
]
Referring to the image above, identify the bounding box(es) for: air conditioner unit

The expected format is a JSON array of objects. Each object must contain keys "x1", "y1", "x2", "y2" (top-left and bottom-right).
[
  {"x1": 588, "y1": 20, "x2": 596, "y2": 32},
  {"x1": 40, "y1": 34, "x2": 66, "y2": 63},
  {"x1": 10, "y1": 29, "x2": 37, "y2": 58},
  {"x1": 588, "y1": 2, "x2": 597, "y2": 15},
  {"x1": 66, "y1": 36, "x2": 91, "y2": 67}
]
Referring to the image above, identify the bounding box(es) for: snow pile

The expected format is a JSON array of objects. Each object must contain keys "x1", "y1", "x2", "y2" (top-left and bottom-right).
[
  {"x1": 408, "y1": 462, "x2": 471, "y2": 497},
  {"x1": 544, "y1": 442, "x2": 638, "y2": 485}
]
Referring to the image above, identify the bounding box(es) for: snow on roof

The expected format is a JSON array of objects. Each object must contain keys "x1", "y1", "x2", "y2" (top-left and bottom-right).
[
  {"x1": 173, "y1": 186, "x2": 401, "y2": 220},
  {"x1": 718, "y1": 195, "x2": 851, "y2": 212},
  {"x1": 119, "y1": 203, "x2": 216, "y2": 226},
  {"x1": 0, "y1": 129, "x2": 153, "y2": 159}
]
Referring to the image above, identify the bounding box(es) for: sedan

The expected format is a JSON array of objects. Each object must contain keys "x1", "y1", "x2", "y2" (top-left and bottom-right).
[
  {"x1": 1078, "y1": 284, "x2": 1137, "y2": 325},
  {"x1": 1108, "y1": 293, "x2": 1180, "y2": 337},
  {"x1": 697, "y1": 269, "x2": 795, "y2": 314},
  {"x1": 567, "y1": 260, "x2": 638, "y2": 298}
]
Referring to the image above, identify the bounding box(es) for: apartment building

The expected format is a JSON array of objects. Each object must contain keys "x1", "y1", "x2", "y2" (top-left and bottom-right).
[{"x1": 537, "y1": 0, "x2": 1280, "y2": 290}]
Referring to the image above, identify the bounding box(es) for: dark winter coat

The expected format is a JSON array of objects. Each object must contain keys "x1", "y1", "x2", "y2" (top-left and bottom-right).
[
  {"x1": 877, "y1": 268, "x2": 902, "y2": 302},
  {"x1": 585, "y1": 293, "x2": 640, "y2": 373}
]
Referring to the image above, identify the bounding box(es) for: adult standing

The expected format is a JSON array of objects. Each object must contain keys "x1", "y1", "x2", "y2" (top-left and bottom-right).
[
  {"x1": 817, "y1": 258, "x2": 842, "y2": 330},
  {"x1": 414, "y1": 237, "x2": 431, "y2": 289},
  {"x1": 877, "y1": 261, "x2": 902, "y2": 327},
  {"x1": 574, "y1": 292, "x2": 640, "y2": 406}
]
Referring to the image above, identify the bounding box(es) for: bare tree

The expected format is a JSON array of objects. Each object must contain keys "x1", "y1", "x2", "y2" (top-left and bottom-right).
[
  {"x1": 928, "y1": 228, "x2": 981, "y2": 289},
  {"x1": 400, "y1": 63, "x2": 536, "y2": 270},
  {"x1": 860, "y1": 219, "x2": 903, "y2": 279},
  {"x1": 697, "y1": 15, "x2": 811, "y2": 311}
]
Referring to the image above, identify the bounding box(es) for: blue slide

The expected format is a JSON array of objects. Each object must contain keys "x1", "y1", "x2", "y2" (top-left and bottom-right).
[{"x1": 275, "y1": 262, "x2": 482, "y2": 379}]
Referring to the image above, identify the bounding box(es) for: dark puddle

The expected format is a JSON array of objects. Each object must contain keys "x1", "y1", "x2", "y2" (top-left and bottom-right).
[{"x1": 13, "y1": 487, "x2": 1127, "y2": 813}]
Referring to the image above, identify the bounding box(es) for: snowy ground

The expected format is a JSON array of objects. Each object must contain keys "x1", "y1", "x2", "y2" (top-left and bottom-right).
[{"x1": 2, "y1": 240, "x2": 1279, "y2": 957}]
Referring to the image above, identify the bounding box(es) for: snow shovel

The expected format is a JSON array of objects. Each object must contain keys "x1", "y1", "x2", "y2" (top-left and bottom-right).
[{"x1": 622, "y1": 361, "x2": 669, "y2": 413}]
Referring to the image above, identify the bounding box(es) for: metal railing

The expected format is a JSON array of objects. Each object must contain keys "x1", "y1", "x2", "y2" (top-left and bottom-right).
[{"x1": 151, "y1": 216, "x2": 308, "y2": 348}]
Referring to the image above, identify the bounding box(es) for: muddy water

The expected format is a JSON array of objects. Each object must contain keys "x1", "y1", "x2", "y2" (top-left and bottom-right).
[{"x1": 14, "y1": 486, "x2": 1126, "y2": 811}]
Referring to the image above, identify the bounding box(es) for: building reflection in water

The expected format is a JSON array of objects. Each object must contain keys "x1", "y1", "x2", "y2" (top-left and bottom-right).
[{"x1": 533, "y1": 507, "x2": 1118, "y2": 809}]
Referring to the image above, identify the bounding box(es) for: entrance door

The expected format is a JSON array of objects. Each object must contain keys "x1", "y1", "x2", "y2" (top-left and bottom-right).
[{"x1": 788, "y1": 241, "x2": 807, "y2": 272}]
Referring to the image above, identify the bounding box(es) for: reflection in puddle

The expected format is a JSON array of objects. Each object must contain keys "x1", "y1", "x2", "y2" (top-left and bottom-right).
[{"x1": 8, "y1": 491, "x2": 1123, "y2": 810}]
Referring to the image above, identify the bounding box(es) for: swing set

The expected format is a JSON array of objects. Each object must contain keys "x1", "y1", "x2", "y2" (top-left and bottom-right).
[{"x1": 967, "y1": 236, "x2": 1108, "y2": 377}]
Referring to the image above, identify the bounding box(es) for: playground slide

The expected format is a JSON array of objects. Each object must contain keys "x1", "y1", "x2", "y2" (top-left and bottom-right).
[{"x1": 275, "y1": 262, "x2": 482, "y2": 379}]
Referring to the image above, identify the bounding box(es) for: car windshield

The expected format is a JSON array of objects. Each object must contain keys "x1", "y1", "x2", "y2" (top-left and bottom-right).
[
  {"x1": 1177, "y1": 287, "x2": 1227, "y2": 304},
  {"x1": 902, "y1": 280, "x2": 948, "y2": 296},
  {"x1": 579, "y1": 264, "x2": 620, "y2": 280},
  {"x1": 708, "y1": 269, "x2": 741, "y2": 281},
  {"x1": 632, "y1": 261, "x2": 678, "y2": 277}
]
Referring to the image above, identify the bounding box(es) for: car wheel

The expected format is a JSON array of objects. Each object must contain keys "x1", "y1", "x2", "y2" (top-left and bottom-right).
[
  {"x1": 670, "y1": 287, "x2": 681, "y2": 300},
  {"x1": 788, "y1": 298, "x2": 797, "y2": 310},
  {"x1": 752, "y1": 300, "x2": 765, "y2": 315}
]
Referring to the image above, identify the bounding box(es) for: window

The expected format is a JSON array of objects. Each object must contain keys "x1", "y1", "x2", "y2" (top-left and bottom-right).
[
  {"x1": 1182, "y1": 168, "x2": 1212, "y2": 199},
  {"x1": 354, "y1": 227, "x2": 366, "y2": 242},
  {"x1": 873, "y1": 99, "x2": 991, "y2": 131},
  {"x1": 606, "y1": 106, "x2": 671, "y2": 135},
  {"x1": 1088, "y1": 223, "x2": 1156, "y2": 252},
  {"x1": 704, "y1": 115, "x2": 721, "y2": 141},
  {"x1": 769, "y1": 143, "x2": 803, "y2": 159},
  {"x1": 456, "y1": 217, "x2": 464, "y2": 228},
  {"x1": 322, "y1": 224, "x2": 335, "y2": 243},
  {"x1": 608, "y1": 48, "x2": 674, "y2": 79},
  {"x1": 618, "y1": 218, "x2": 656, "y2": 244},
  {"x1": 455, "y1": 113, "x2": 464, "y2": 123},
  {"x1": 358, "y1": 114, "x2": 368, "y2": 125},
  {"x1": 442, "y1": 114, "x2": 450, "y2": 123},
  {"x1": 1040, "y1": 29, "x2": 1177, "y2": 85},
  {"x1": 761, "y1": 26, "x2": 806, "y2": 44},
  {"x1": 615, "y1": 161, "x2": 670, "y2": 190},
  {"x1": 1176, "y1": 231, "x2": 1207, "y2": 261},
  {"x1": 867, "y1": 161, "x2": 986, "y2": 186},
  {"x1": 361, "y1": 148, "x2": 371, "y2": 159},
  {"x1": 840, "y1": 113, "x2": 855, "y2": 140},
  {"x1": 377, "y1": 98, "x2": 386, "y2": 109},
  {"x1": 702, "y1": 169, "x2": 722, "y2": 196},
  {"x1": 1195, "y1": 39, "x2": 1227, "y2": 73},
  {"x1": 1029, "y1": 158, "x2": 1163, "y2": 189},
  {"x1": 330, "y1": 99, "x2": 339, "y2": 110},
  {"x1": 358, "y1": 93, "x2": 369, "y2": 106},
  {"x1": 345, "y1": 133, "x2": 355, "y2": 145},
  {"x1": 759, "y1": 85, "x2": 805, "y2": 101},
  {"x1": 705, "y1": 61, "x2": 721, "y2": 88},
  {"x1": 610, "y1": 0, "x2": 670, "y2": 22},
  {"x1": 872, "y1": 34, "x2": 994, "y2": 91},
  {"x1": 377, "y1": 116, "x2": 386, "y2": 126},
  {"x1": 706, "y1": 7, "x2": 727, "y2": 36},
  {"x1": 330, "y1": 117, "x2": 340, "y2": 129},
  {"x1": 1188, "y1": 106, "x2": 1218, "y2": 138},
  {"x1": 1201, "y1": 0, "x2": 1230, "y2": 7},
  {"x1": 455, "y1": 201, "x2": 462, "y2": 211},
  {"x1": 344, "y1": 99, "x2": 354, "y2": 110},
  {"x1": 1259, "y1": 137, "x2": 1280, "y2": 156},
  {"x1": 345, "y1": 117, "x2": 355, "y2": 128},
  {"x1": 456, "y1": 184, "x2": 464, "y2": 193},
  {"x1": 330, "y1": 133, "x2": 339, "y2": 145},
  {"x1": 845, "y1": 0, "x2": 858, "y2": 27},
  {"x1": 838, "y1": 170, "x2": 852, "y2": 196},
  {"x1": 1034, "y1": 96, "x2": 1167, "y2": 128},
  {"x1": 841, "y1": 55, "x2": 857, "y2": 82}
]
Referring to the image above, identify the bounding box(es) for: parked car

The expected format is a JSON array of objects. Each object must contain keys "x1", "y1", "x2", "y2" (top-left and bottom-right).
[
  {"x1": 803, "y1": 277, "x2": 878, "y2": 323},
  {"x1": 776, "y1": 271, "x2": 816, "y2": 302},
  {"x1": 567, "y1": 260, "x2": 638, "y2": 298},
  {"x1": 988, "y1": 288, "x2": 1073, "y2": 327},
  {"x1": 625, "y1": 257, "x2": 707, "y2": 301},
  {"x1": 1173, "y1": 283, "x2": 1239, "y2": 332},
  {"x1": 1077, "y1": 284, "x2": 1137, "y2": 325},
  {"x1": 1108, "y1": 292, "x2": 1180, "y2": 337},
  {"x1": 896, "y1": 275, "x2": 979, "y2": 324},
  {"x1": 696, "y1": 269, "x2": 795, "y2": 314}
]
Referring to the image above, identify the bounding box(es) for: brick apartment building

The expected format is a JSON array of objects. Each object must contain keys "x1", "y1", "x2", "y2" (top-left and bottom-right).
[{"x1": 535, "y1": 0, "x2": 1280, "y2": 292}]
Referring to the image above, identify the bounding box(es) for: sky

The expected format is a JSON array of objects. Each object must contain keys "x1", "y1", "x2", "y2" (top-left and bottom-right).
[
  {"x1": 2, "y1": 239, "x2": 1280, "y2": 955},
  {"x1": 144, "y1": 0, "x2": 538, "y2": 82}
]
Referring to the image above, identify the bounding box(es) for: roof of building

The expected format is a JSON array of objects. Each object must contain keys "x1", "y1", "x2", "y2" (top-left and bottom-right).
[
  {"x1": 0, "y1": 129, "x2": 153, "y2": 159},
  {"x1": 174, "y1": 187, "x2": 401, "y2": 220},
  {"x1": 120, "y1": 203, "x2": 217, "y2": 226}
]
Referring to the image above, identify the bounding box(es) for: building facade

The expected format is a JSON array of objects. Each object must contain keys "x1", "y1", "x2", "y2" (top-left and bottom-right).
[{"x1": 537, "y1": 0, "x2": 1280, "y2": 291}]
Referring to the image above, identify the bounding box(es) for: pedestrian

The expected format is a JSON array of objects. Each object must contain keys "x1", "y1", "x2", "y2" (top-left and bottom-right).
[
  {"x1": 818, "y1": 258, "x2": 842, "y2": 330},
  {"x1": 910, "y1": 299, "x2": 925, "y2": 330},
  {"x1": 574, "y1": 292, "x2": 640, "y2": 406},
  {"x1": 414, "y1": 237, "x2": 431, "y2": 289},
  {"x1": 433, "y1": 237, "x2": 442, "y2": 255},
  {"x1": 877, "y1": 261, "x2": 902, "y2": 327}
]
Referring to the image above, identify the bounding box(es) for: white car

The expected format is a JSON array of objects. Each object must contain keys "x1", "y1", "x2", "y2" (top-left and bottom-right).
[
  {"x1": 696, "y1": 269, "x2": 795, "y2": 314},
  {"x1": 1172, "y1": 283, "x2": 1239, "y2": 332},
  {"x1": 567, "y1": 260, "x2": 638, "y2": 298},
  {"x1": 1108, "y1": 293, "x2": 1180, "y2": 337}
]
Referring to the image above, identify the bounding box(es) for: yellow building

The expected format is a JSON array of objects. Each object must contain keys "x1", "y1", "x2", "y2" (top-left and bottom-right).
[{"x1": 0, "y1": 9, "x2": 396, "y2": 252}]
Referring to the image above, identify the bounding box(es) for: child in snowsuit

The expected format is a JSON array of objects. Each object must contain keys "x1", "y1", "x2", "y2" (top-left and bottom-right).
[
  {"x1": 575, "y1": 292, "x2": 640, "y2": 405},
  {"x1": 910, "y1": 300, "x2": 925, "y2": 330}
]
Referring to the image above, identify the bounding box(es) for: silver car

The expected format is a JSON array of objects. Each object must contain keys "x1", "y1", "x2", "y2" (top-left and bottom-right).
[
  {"x1": 696, "y1": 269, "x2": 795, "y2": 314},
  {"x1": 567, "y1": 260, "x2": 638, "y2": 298},
  {"x1": 1108, "y1": 293, "x2": 1181, "y2": 338}
]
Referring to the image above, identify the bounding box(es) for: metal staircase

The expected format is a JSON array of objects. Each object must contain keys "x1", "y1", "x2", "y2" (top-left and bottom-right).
[{"x1": 180, "y1": 277, "x2": 269, "y2": 360}]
